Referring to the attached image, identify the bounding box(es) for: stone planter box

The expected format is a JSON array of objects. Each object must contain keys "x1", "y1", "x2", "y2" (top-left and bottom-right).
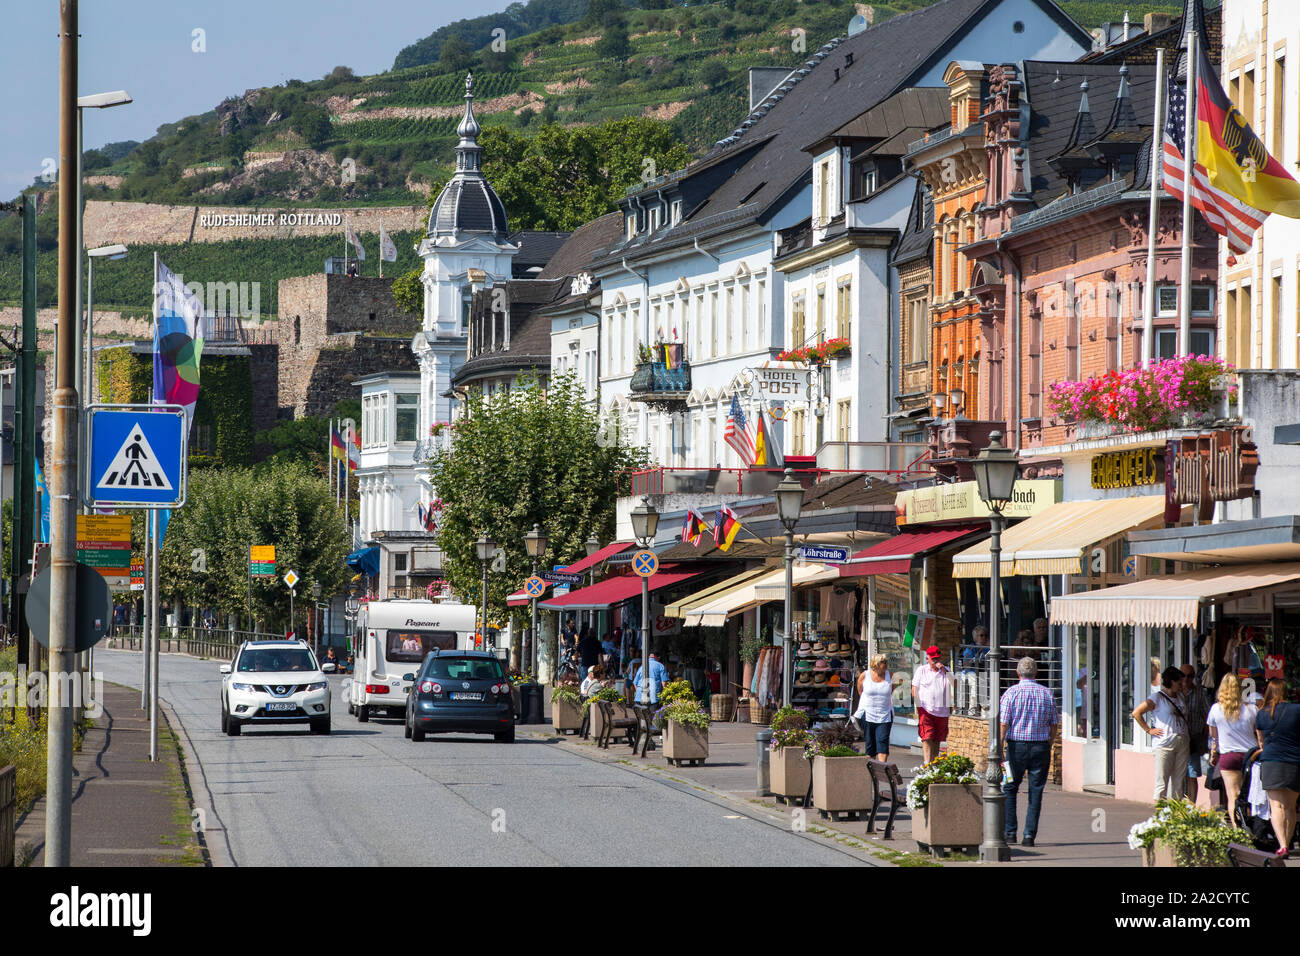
[
  {"x1": 588, "y1": 701, "x2": 629, "y2": 741},
  {"x1": 772, "y1": 746, "x2": 811, "y2": 803},
  {"x1": 664, "y1": 720, "x2": 709, "y2": 766},
  {"x1": 1142, "y1": 838, "x2": 1179, "y2": 868},
  {"x1": 812, "y1": 754, "x2": 872, "y2": 818},
  {"x1": 552, "y1": 696, "x2": 582, "y2": 734},
  {"x1": 912, "y1": 782, "x2": 982, "y2": 851}
]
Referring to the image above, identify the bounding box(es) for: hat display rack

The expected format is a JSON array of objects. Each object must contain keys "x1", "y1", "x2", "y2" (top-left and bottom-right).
[{"x1": 791, "y1": 617, "x2": 858, "y2": 721}]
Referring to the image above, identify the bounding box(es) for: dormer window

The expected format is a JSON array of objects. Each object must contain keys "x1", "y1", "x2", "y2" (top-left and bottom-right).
[
  {"x1": 671, "y1": 199, "x2": 682, "y2": 225},
  {"x1": 626, "y1": 214, "x2": 636, "y2": 241},
  {"x1": 650, "y1": 205, "x2": 662, "y2": 231}
]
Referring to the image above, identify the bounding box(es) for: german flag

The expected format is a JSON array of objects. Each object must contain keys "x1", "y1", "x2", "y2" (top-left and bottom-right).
[
  {"x1": 713, "y1": 503, "x2": 742, "y2": 552},
  {"x1": 1196, "y1": 44, "x2": 1300, "y2": 219},
  {"x1": 681, "y1": 508, "x2": 707, "y2": 546}
]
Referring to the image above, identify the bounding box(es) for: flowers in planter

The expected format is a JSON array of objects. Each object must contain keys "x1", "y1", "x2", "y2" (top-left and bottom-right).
[
  {"x1": 906, "y1": 754, "x2": 977, "y2": 810},
  {"x1": 776, "y1": 337, "x2": 852, "y2": 365},
  {"x1": 804, "y1": 721, "x2": 860, "y2": 758},
  {"x1": 769, "y1": 705, "x2": 812, "y2": 751},
  {"x1": 581, "y1": 685, "x2": 624, "y2": 717},
  {"x1": 1046, "y1": 355, "x2": 1235, "y2": 433},
  {"x1": 652, "y1": 681, "x2": 710, "y2": 730},
  {"x1": 1126, "y1": 798, "x2": 1251, "y2": 866},
  {"x1": 429, "y1": 421, "x2": 456, "y2": 437},
  {"x1": 550, "y1": 684, "x2": 583, "y2": 707}
]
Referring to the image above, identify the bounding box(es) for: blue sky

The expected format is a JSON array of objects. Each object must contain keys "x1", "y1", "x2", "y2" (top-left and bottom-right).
[{"x1": 3, "y1": 0, "x2": 514, "y2": 196}]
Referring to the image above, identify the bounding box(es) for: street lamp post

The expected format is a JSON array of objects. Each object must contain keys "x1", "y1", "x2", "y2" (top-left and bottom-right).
[
  {"x1": 629, "y1": 498, "x2": 659, "y2": 705},
  {"x1": 584, "y1": 534, "x2": 600, "y2": 654},
  {"x1": 85, "y1": 243, "x2": 127, "y2": 415},
  {"x1": 311, "y1": 581, "x2": 322, "y2": 654},
  {"x1": 524, "y1": 523, "x2": 547, "y2": 675},
  {"x1": 475, "y1": 535, "x2": 497, "y2": 650},
  {"x1": 774, "y1": 468, "x2": 804, "y2": 709},
  {"x1": 971, "y1": 429, "x2": 1020, "y2": 864}
]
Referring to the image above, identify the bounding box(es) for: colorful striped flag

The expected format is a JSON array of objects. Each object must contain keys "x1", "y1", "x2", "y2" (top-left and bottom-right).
[
  {"x1": 714, "y1": 503, "x2": 741, "y2": 552},
  {"x1": 681, "y1": 508, "x2": 707, "y2": 546},
  {"x1": 1162, "y1": 59, "x2": 1263, "y2": 258},
  {"x1": 753, "y1": 408, "x2": 784, "y2": 468},
  {"x1": 724, "y1": 394, "x2": 755, "y2": 465},
  {"x1": 1195, "y1": 43, "x2": 1300, "y2": 220}
]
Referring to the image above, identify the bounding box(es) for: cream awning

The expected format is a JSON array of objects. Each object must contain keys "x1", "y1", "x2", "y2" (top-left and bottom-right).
[
  {"x1": 951, "y1": 496, "x2": 1168, "y2": 578},
  {"x1": 681, "y1": 564, "x2": 835, "y2": 627},
  {"x1": 663, "y1": 567, "x2": 773, "y2": 619},
  {"x1": 752, "y1": 564, "x2": 842, "y2": 601},
  {"x1": 1049, "y1": 562, "x2": 1300, "y2": 628}
]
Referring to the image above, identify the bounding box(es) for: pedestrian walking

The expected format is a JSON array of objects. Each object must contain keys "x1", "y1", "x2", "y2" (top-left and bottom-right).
[
  {"x1": 1207, "y1": 673, "x2": 1257, "y2": 815},
  {"x1": 1132, "y1": 667, "x2": 1190, "y2": 801},
  {"x1": 912, "y1": 645, "x2": 953, "y2": 764},
  {"x1": 631, "y1": 651, "x2": 669, "y2": 705},
  {"x1": 999, "y1": 656, "x2": 1059, "y2": 847},
  {"x1": 1254, "y1": 678, "x2": 1300, "y2": 858},
  {"x1": 1180, "y1": 663, "x2": 1211, "y2": 803},
  {"x1": 578, "y1": 624, "x2": 601, "y2": 675},
  {"x1": 853, "y1": 653, "x2": 900, "y2": 760}
]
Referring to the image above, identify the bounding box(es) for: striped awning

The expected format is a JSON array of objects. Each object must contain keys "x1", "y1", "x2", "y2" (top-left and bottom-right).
[
  {"x1": 677, "y1": 564, "x2": 836, "y2": 627},
  {"x1": 1050, "y1": 562, "x2": 1300, "y2": 627},
  {"x1": 951, "y1": 496, "x2": 1168, "y2": 578},
  {"x1": 663, "y1": 567, "x2": 772, "y2": 619}
]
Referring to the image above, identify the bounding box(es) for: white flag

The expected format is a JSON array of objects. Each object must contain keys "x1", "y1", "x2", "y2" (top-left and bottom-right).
[
  {"x1": 379, "y1": 223, "x2": 397, "y2": 262},
  {"x1": 346, "y1": 220, "x2": 366, "y2": 261}
]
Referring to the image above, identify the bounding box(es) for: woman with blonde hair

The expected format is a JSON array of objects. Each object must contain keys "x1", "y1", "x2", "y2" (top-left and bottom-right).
[
  {"x1": 1207, "y1": 673, "x2": 1257, "y2": 814},
  {"x1": 853, "y1": 653, "x2": 902, "y2": 761},
  {"x1": 1255, "y1": 678, "x2": 1300, "y2": 857}
]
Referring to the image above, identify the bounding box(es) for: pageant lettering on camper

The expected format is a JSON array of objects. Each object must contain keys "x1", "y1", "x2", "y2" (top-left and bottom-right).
[{"x1": 197, "y1": 212, "x2": 345, "y2": 228}]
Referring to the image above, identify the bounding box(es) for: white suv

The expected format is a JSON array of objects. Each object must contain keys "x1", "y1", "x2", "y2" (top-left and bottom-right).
[{"x1": 220, "y1": 640, "x2": 331, "y2": 736}]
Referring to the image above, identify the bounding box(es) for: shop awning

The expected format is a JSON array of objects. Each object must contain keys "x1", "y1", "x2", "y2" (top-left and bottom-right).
[
  {"x1": 663, "y1": 567, "x2": 773, "y2": 618},
  {"x1": 505, "y1": 540, "x2": 634, "y2": 606},
  {"x1": 347, "y1": 546, "x2": 380, "y2": 578},
  {"x1": 537, "y1": 567, "x2": 701, "y2": 611},
  {"x1": 839, "y1": 525, "x2": 985, "y2": 577},
  {"x1": 1049, "y1": 562, "x2": 1300, "y2": 627},
  {"x1": 951, "y1": 496, "x2": 1168, "y2": 579},
  {"x1": 683, "y1": 564, "x2": 836, "y2": 627}
]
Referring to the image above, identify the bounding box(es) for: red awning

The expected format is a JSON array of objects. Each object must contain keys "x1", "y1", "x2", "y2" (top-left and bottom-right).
[
  {"x1": 839, "y1": 525, "x2": 985, "y2": 578},
  {"x1": 505, "y1": 541, "x2": 634, "y2": 606},
  {"x1": 538, "y1": 567, "x2": 701, "y2": 610}
]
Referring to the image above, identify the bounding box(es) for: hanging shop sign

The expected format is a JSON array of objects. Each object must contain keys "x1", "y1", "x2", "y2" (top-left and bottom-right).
[
  {"x1": 1091, "y1": 447, "x2": 1162, "y2": 490},
  {"x1": 895, "y1": 479, "x2": 1061, "y2": 526},
  {"x1": 750, "y1": 362, "x2": 813, "y2": 403},
  {"x1": 1166, "y1": 427, "x2": 1259, "y2": 521}
]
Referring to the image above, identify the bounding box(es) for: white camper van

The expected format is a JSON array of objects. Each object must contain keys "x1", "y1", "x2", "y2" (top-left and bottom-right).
[{"x1": 347, "y1": 599, "x2": 478, "y2": 721}]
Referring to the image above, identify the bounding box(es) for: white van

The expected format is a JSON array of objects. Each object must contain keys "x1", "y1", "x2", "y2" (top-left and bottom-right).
[{"x1": 347, "y1": 600, "x2": 478, "y2": 721}]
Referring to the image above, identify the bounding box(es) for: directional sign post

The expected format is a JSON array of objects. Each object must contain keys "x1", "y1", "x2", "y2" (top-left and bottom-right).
[{"x1": 87, "y1": 405, "x2": 187, "y2": 509}]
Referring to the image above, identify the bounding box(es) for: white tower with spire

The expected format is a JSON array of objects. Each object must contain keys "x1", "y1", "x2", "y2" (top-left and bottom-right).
[{"x1": 413, "y1": 71, "x2": 519, "y2": 435}]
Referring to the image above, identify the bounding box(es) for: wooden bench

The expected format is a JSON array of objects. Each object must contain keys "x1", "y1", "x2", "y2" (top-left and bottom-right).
[
  {"x1": 1228, "y1": 842, "x2": 1288, "y2": 867},
  {"x1": 596, "y1": 700, "x2": 637, "y2": 750},
  {"x1": 865, "y1": 759, "x2": 907, "y2": 840}
]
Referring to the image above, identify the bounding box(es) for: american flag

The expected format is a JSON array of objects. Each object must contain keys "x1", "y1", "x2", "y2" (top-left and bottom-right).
[
  {"x1": 724, "y1": 394, "x2": 755, "y2": 464},
  {"x1": 1162, "y1": 69, "x2": 1263, "y2": 257}
]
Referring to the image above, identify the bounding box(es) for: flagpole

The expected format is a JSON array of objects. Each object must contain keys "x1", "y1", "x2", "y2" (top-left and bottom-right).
[
  {"x1": 1179, "y1": 29, "x2": 1197, "y2": 358},
  {"x1": 1143, "y1": 48, "x2": 1166, "y2": 368},
  {"x1": 379, "y1": 220, "x2": 384, "y2": 279},
  {"x1": 328, "y1": 422, "x2": 334, "y2": 501}
]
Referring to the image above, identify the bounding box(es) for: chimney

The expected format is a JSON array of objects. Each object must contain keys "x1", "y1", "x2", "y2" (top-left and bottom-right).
[{"x1": 1144, "y1": 12, "x2": 1173, "y2": 34}]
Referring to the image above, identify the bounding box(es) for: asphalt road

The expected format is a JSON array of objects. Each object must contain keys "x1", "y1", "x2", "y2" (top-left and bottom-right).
[{"x1": 94, "y1": 649, "x2": 876, "y2": 867}]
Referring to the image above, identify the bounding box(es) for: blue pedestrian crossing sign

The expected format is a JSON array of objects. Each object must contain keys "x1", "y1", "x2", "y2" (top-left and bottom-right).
[{"x1": 87, "y1": 405, "x2": 187, "y2": 509}]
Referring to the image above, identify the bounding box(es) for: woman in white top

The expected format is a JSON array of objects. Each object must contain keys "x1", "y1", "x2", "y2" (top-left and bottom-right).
[
  {"x1": 853, "y1": 654, "x2": 902, "y2": 761},
  {"x1": 580, "y1": 666, "x2": 604, "y2": 699},
  {"x1": 1133, "y1": 666, "x2": 1190, "y2": 802},
  {"x1": 1207, "y1": 673, "x2": 1258, "y2": 814}
]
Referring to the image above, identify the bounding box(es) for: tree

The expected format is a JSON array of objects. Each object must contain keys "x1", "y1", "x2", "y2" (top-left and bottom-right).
[
  {"x1": 596, "y1": 15, "x2": 630, "y2": 59},
  {"x1": 585, "y1": 0, "x2": 621, "y2": 25},
  {"x1": 480, "y1": 117, "x2": 691, "y2": 231},
  {"x1": 295, "y1": 106, "x2": 333, "y2": 150},
  {"x1": 439, "y1": 35, "x2": 474, "y2": 74},
  {"x1": 392, "y1": 268, "x2": 424, "y2": 316},
  {"x1": 428, "y1": 374, "x2": 645, "y2": 629},
  {"x1": 699, "y1": 60, "x2": 729, "y2": 90},
  {"x1": 158, "y1": 462, "x2": 350, "y2": 630}
]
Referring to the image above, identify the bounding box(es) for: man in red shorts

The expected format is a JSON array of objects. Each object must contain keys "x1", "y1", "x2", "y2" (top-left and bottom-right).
[{"x1": 912, "y1": 645, "x2": 953, "y2": 764}]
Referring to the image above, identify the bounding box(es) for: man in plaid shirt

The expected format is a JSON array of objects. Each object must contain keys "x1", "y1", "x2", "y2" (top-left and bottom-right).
[{"x1": 999, "y1": 656, "x2": 1059, "y2": 848}]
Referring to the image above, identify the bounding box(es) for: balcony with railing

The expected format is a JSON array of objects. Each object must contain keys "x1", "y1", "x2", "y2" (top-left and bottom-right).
[{"x1": 629, "y1": 343, "x2": 690, "y2": 408}]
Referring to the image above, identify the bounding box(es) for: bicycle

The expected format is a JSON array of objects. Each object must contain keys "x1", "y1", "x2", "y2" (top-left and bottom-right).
[{"x1": 555, "y1": 646, "x2": 582, "y2": 682}]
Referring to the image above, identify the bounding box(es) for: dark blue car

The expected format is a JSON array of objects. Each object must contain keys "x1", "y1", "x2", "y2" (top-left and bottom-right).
[{"x1": 404, "y1": 649, "x2": 515, "y2": 743}]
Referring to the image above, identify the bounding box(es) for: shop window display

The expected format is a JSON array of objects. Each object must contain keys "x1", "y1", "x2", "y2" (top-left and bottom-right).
[{"x1": 872, "y1": 573, "x2": 918, "y2": 718}]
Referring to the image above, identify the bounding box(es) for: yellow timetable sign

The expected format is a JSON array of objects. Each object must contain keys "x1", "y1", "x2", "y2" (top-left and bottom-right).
[
  {"x1": 250, "y1": 545, "x2": 276, "y2": 576},
  {"x1": 1090, "y1": 447, "x2": 1161, "y2": 490}
]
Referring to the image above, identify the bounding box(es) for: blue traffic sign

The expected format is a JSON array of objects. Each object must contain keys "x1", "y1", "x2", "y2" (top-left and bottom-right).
[
  {"x1": 87, "y1": 405, "x2": 188, "y2": 508},
  {"x1": 632, "y1": 549, "x2": 658, "y2": 577},
  {"x1": 795, "y1": 545, "x2": 850, "y2": 564}
]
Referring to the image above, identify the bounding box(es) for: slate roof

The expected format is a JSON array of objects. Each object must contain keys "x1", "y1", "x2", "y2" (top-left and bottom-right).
[
  {"x1": 590, "y1": 0, "x2": 1091, "y2": 267},
  {"x1": 453, "y1": 278, "x2": 564, "y2": 385},
  {"x1": 537, "y1": 212, "x2": 623, "y2": 281},
  {"x1": 893, "y1": 184, "x2": 933, "y2": 268},
  {"x1": 428, "y1": 176, "x2": 510, "y2": 239},
  {"x1": 510, "y1": 231, "x2": 572, "y2": 274}
]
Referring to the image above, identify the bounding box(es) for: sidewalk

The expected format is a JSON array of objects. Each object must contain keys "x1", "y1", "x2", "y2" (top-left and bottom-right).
[
  {"x1": 14, "y1": 682, "x2": 204, "y2": 866},
  {"x1": 522, "y1": 713, "x2": 1154, "y2": 866}
]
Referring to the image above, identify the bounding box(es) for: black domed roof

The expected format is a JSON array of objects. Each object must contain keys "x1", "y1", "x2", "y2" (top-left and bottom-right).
[{"x1": 425, "y1": 72, "x2": 510, "y2": 241}]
